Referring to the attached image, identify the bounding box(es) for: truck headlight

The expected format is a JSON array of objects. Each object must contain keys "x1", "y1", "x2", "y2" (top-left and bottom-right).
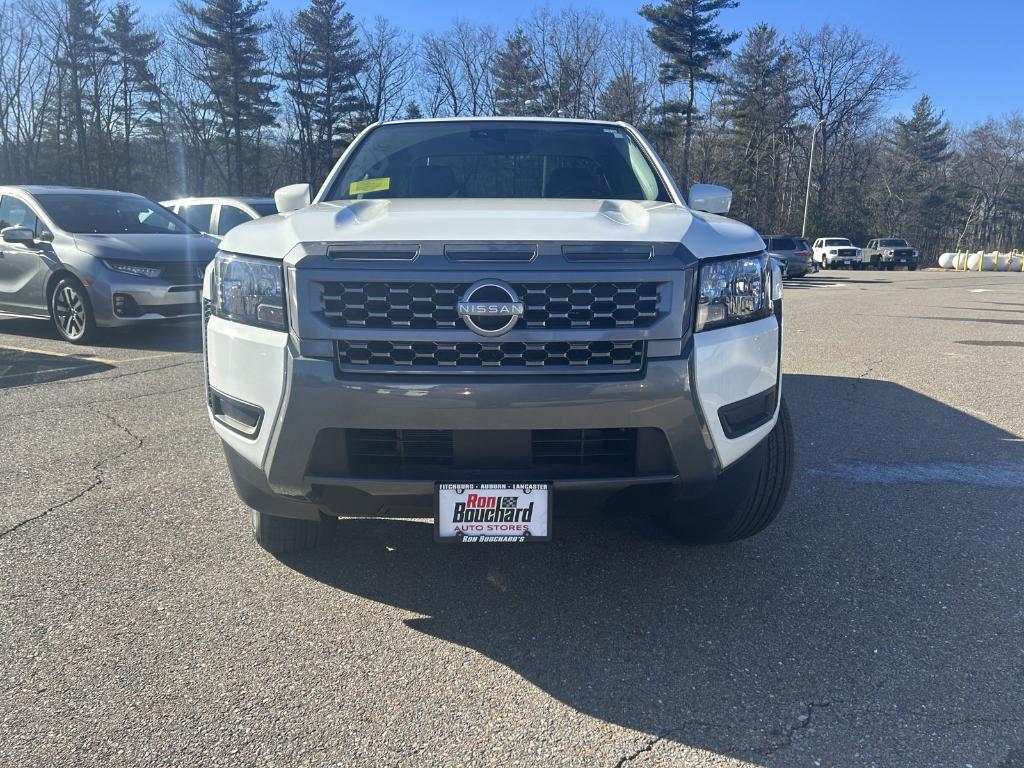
[
  {"x1": 884, "y1": 249, "x2": 894, "y2": 256},
  {"x1": 696, "y1": 252, "x2": 772, "y2": 332},
  {"x1": 829, "y1": 249, "x2": 838, "y2": 255},
  {"x1": 102, "y1": 259, "x2": 162, "y2": 279},
  {"x1": 213, "y1": 251, "x2": 286, "y2": 331}
]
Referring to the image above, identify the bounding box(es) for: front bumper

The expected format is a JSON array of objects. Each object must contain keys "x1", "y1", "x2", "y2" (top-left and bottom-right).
[
  {"x1": 786, "y1": 260, "x2": 810, "y2": 277},
  {"x1": 205, "y1": 313, "x2": 781, "y2": 519},
  {"x1": 881, "y1": 255, "x2": 918, "y2": 265},
  {"x1": 89, "y1": 275, "x2": 202, "y2": 326},
  {"x1": 824, "y1": 255, "x2": 863, "y2": 267}
]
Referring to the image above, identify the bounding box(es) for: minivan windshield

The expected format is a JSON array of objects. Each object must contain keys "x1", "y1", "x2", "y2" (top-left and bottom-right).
[
  {"x1": 35, "y1": 193, "x2": 199, "y2": 235},
  {"x1": 323, "y1": 121, "x2": 672, "y2": 202}
]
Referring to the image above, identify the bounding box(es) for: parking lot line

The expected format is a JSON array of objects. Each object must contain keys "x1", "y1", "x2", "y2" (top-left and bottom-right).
[{"x1": 0, "y1": 344, "x2": 180, "y2": 366}]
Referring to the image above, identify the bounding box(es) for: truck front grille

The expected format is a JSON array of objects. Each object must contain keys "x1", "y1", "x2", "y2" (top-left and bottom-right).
[
  {"x1": 161, "y1": 260, "x2": 210, "y2": 285},
  {"x1": 319, "y1": 281, "x2": 661, "y2": 330},
  {"x1": 336, "y1": 340, "x2": 644, "y2": 373},
  {"x1": 346, "y1": 428, "x2": 640, "y2": 477}
]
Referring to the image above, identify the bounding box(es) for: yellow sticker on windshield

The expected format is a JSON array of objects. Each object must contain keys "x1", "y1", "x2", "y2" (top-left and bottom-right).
[{"x1": 349, "y1": 177, "x2": 390, "y2": 195}]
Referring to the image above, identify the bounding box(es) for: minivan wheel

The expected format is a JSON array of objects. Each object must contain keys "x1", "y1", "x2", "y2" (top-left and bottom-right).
[
  {"x1": 251, "y1": 509, "x2": 336, "y2": 554},
  {"x1": 657, "y1": 398, "x2": 794, "y2": 543},
  {"x1": 50, "y1": 277, "x2": 98, "y2": 344}
]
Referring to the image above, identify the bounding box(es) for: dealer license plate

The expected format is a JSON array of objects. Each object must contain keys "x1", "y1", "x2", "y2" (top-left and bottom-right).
[{"x1": 435, "y1": 483, "x2": 551, "y2": 543}]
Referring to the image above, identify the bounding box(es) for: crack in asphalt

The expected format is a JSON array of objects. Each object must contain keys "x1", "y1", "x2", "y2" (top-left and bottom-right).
[
  {"x1": 613, "y1": 722, "x2": 727, "y2": 767},
  {"x1": 0, "y1": 405, "x2": 145, "y2": 542},
  {"x1": 762, "y1": 700, "x2": 832, "y2": 758},
  {"x1": 0, "y1": 383, "x2": 202, "y2": 418},
  {"x1": 614, "y1": 730, "x2": 673, "y2": 768}
]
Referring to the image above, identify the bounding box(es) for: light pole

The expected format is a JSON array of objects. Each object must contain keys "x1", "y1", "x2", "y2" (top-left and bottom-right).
[{"x1": 802, "y1": 118, "x2": 825, "y2": 240}]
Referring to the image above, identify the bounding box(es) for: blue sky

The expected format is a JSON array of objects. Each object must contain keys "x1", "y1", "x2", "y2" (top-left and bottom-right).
[{"x1": 147, "y1": 0, "x2": 1021, "y2": 125}]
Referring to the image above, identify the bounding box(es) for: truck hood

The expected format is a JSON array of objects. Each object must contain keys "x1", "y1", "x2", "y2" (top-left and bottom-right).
[
  {"x1": 219, "y1": 199, "x2": 765, "y2": 260},
  {"x1": 73, "y1": 233, "x2": 219, "y2": 262}
]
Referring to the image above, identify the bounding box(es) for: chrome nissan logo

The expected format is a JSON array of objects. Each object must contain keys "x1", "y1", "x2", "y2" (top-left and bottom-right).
[{"x1": 457, "y1": 279, "x2": 524, "y2": 337}]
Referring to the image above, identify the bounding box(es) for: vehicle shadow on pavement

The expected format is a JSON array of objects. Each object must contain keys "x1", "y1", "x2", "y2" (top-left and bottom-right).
[
  {"x1": 0, "y1": 347, "x2": 114, "y2": 389},
  {"x1": 783, "y1": 275, "x2": 893, "y2": 289},
  {"x1": 0, "y1": 315, "x2": 201, "y2": 353},
  {"x1": 281, "y1": 374, "x2": 1024, "y2": 764}
]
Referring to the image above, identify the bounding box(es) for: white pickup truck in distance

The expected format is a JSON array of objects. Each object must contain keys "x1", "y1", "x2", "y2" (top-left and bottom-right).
[{"x1": 812, "y1": 237, "x2": 864, "y2": 269}]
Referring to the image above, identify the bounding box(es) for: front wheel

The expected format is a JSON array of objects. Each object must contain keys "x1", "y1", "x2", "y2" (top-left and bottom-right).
[
  {"x1": 50, "y1": 276, "x2": 98, "y2": 344},
  {"x1": 657, "y1": 399, "x2": 794, "y2": 543},
  {"x1": 907, "y1": 264, "x2": 918, "y2": 271}
]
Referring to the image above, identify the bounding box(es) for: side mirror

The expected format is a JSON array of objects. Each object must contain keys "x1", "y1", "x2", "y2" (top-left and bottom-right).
[
  {"x1": 274, "y1": 183, "x2": 311, "y2": 214},
  {"x1": 688, "y1": 184, "x2": 732, "y2": 215},
  {"x1": 2, "y1": 226, "x2": 36, "y2": 244}
]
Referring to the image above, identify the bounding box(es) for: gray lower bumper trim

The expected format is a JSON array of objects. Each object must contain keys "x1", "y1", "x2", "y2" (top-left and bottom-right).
[{"x1": 305, "y1": 473, "x2": 680, "y2": 496}]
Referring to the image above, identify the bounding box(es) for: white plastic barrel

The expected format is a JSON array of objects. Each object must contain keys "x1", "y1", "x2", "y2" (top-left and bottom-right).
[{"x1": 937, "y1": 253, "x2": 957, "y2": 269}]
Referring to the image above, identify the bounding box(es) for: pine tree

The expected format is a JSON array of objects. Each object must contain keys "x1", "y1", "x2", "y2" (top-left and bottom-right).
[
  {"x1": 179, "y1": 0, "x2": 277, "y2": 191},
  {"x1": 722, "y1": 23, "x2": 798, "y2": 229},
  {"x1": 289, "y1": 0, "x2": 364, "y2": 181},
  {"x1": 403, "y1": 102, "x2": 423, "y2": 120},
  {"x1": 598, "y1": 72, "x2": 649, "y2": 125},
  {"x1": 639, "y1": 0, "x2": 738, "y2": 190},
  {"x1": 492, "y1": 29, "x2": 544, "y2": 116},
  {"x1": 893, "y1": 94, "x2": 952, "y2": 166},
  {"x1": 883, "y1": 94, "x2": 954, "y2": 250},
  {"x1": 53, "y1": 0, "x2": 105, "y2": 184},
  {"x1": 104, "y1": 2, "x2": 160, "y2": 189}
]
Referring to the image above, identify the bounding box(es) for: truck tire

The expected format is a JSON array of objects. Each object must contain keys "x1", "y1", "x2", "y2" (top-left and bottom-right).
[
  {"x1": 907, "y1": 264, "x2": 917, "y2": 271},
  {"x1": 658, "y1": 398, "x2": 794, "y2": 543},
  {"x1": 251, "y1": 509, "x2": 337, "y2": 554}
]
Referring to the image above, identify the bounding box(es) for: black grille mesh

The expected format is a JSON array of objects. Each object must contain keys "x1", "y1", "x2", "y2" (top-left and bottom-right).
[
  {"x1": 336, "y1": 340, "x2": 644, "y2": 371},
  {"x1": 320, "y1": 281, "x2": 660, "y2": 330},
  {"x1": 346, "y1": 428, "x2": 638, "y2": 475}
]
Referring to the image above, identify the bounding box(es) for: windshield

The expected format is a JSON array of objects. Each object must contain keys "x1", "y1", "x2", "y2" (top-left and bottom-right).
[
  {"x1": 825, "y1": 239, "x2": 852, "y2": 246},
  {"x1": 324, "y1": 121, "x2": 672, "y2": 202},
  {"x1": 768, "y1": 237, "x2": 797, "y2": 251},
  {"x1": 35, "y1": 193, "x2": 199, "y2": 235},
  {"x1": 249, "y1": 202, "x2": 277, "y2": 216},
  {"x1": 879, "y1": 239, "x2": 908, "y2": 247}
]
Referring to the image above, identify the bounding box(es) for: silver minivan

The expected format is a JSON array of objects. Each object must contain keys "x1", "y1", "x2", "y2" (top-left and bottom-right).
[{"x1": 0, "y1": 185, "x2": 219, "y2": 343}]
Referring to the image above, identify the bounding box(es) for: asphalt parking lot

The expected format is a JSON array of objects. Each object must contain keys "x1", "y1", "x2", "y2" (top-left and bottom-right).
[{"x1": 2, "y1": 270, "x2": 1023, "y2": 767}]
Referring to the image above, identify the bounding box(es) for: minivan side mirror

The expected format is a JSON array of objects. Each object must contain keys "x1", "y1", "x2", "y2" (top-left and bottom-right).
[
  {"x1": 274, "y1": 183, "x2": 311, "y2": 214},
  {"x1": 688, "y1": 184, "x2": 732, "y2": 215},
  {"x1": 1, "y1": 226, "x2": 36, "y2": 244}
]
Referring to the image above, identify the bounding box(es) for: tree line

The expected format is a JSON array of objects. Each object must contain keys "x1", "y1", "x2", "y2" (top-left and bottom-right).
[{"x1": 1, "y1": 0, "x2": 1022, "y2": 259}]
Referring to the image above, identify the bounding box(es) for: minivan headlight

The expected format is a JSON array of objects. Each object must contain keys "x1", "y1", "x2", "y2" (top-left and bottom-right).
[
  {"x1": 695, "y1": 252, "x2": 771, "y2": 332},
  {"x1": 213, "y1": 251, "x2": 286, "y2": 330},
  {"x1": 102, "y1": 259, "x2": 162, "y2": 279}
]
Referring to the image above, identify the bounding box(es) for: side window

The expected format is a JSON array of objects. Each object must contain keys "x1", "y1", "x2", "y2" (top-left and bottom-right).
[
  {"x1": 217, "y1": 205, "x2": 253, "y2": 235},
  {"x1": 0, "y1": 195, "x2": 41, "y2": 236},
  {"x1": 177, "y1": 204, "x2": 214, "y2": 232}
]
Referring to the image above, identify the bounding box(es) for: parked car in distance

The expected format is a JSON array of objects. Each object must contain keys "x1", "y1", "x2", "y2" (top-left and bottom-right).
[
  {"x1": 764, "y1": 235, "x2": 812, "y2": 278},
  {"x1": 160, "y1": 196, "x2": 277, "y2": 238},
  {"x1": 812, "y1": 237, "x2": 864, "y2": 269},
  {"x1": 203, "y1": 117, "x2": 793, "y2": 554},
  {"x1": 862, "y1": 238, "x2": 919, "y2": 271},
  {"x1": 0, "y1": 185, "x2": 218, "y2": 343}
]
